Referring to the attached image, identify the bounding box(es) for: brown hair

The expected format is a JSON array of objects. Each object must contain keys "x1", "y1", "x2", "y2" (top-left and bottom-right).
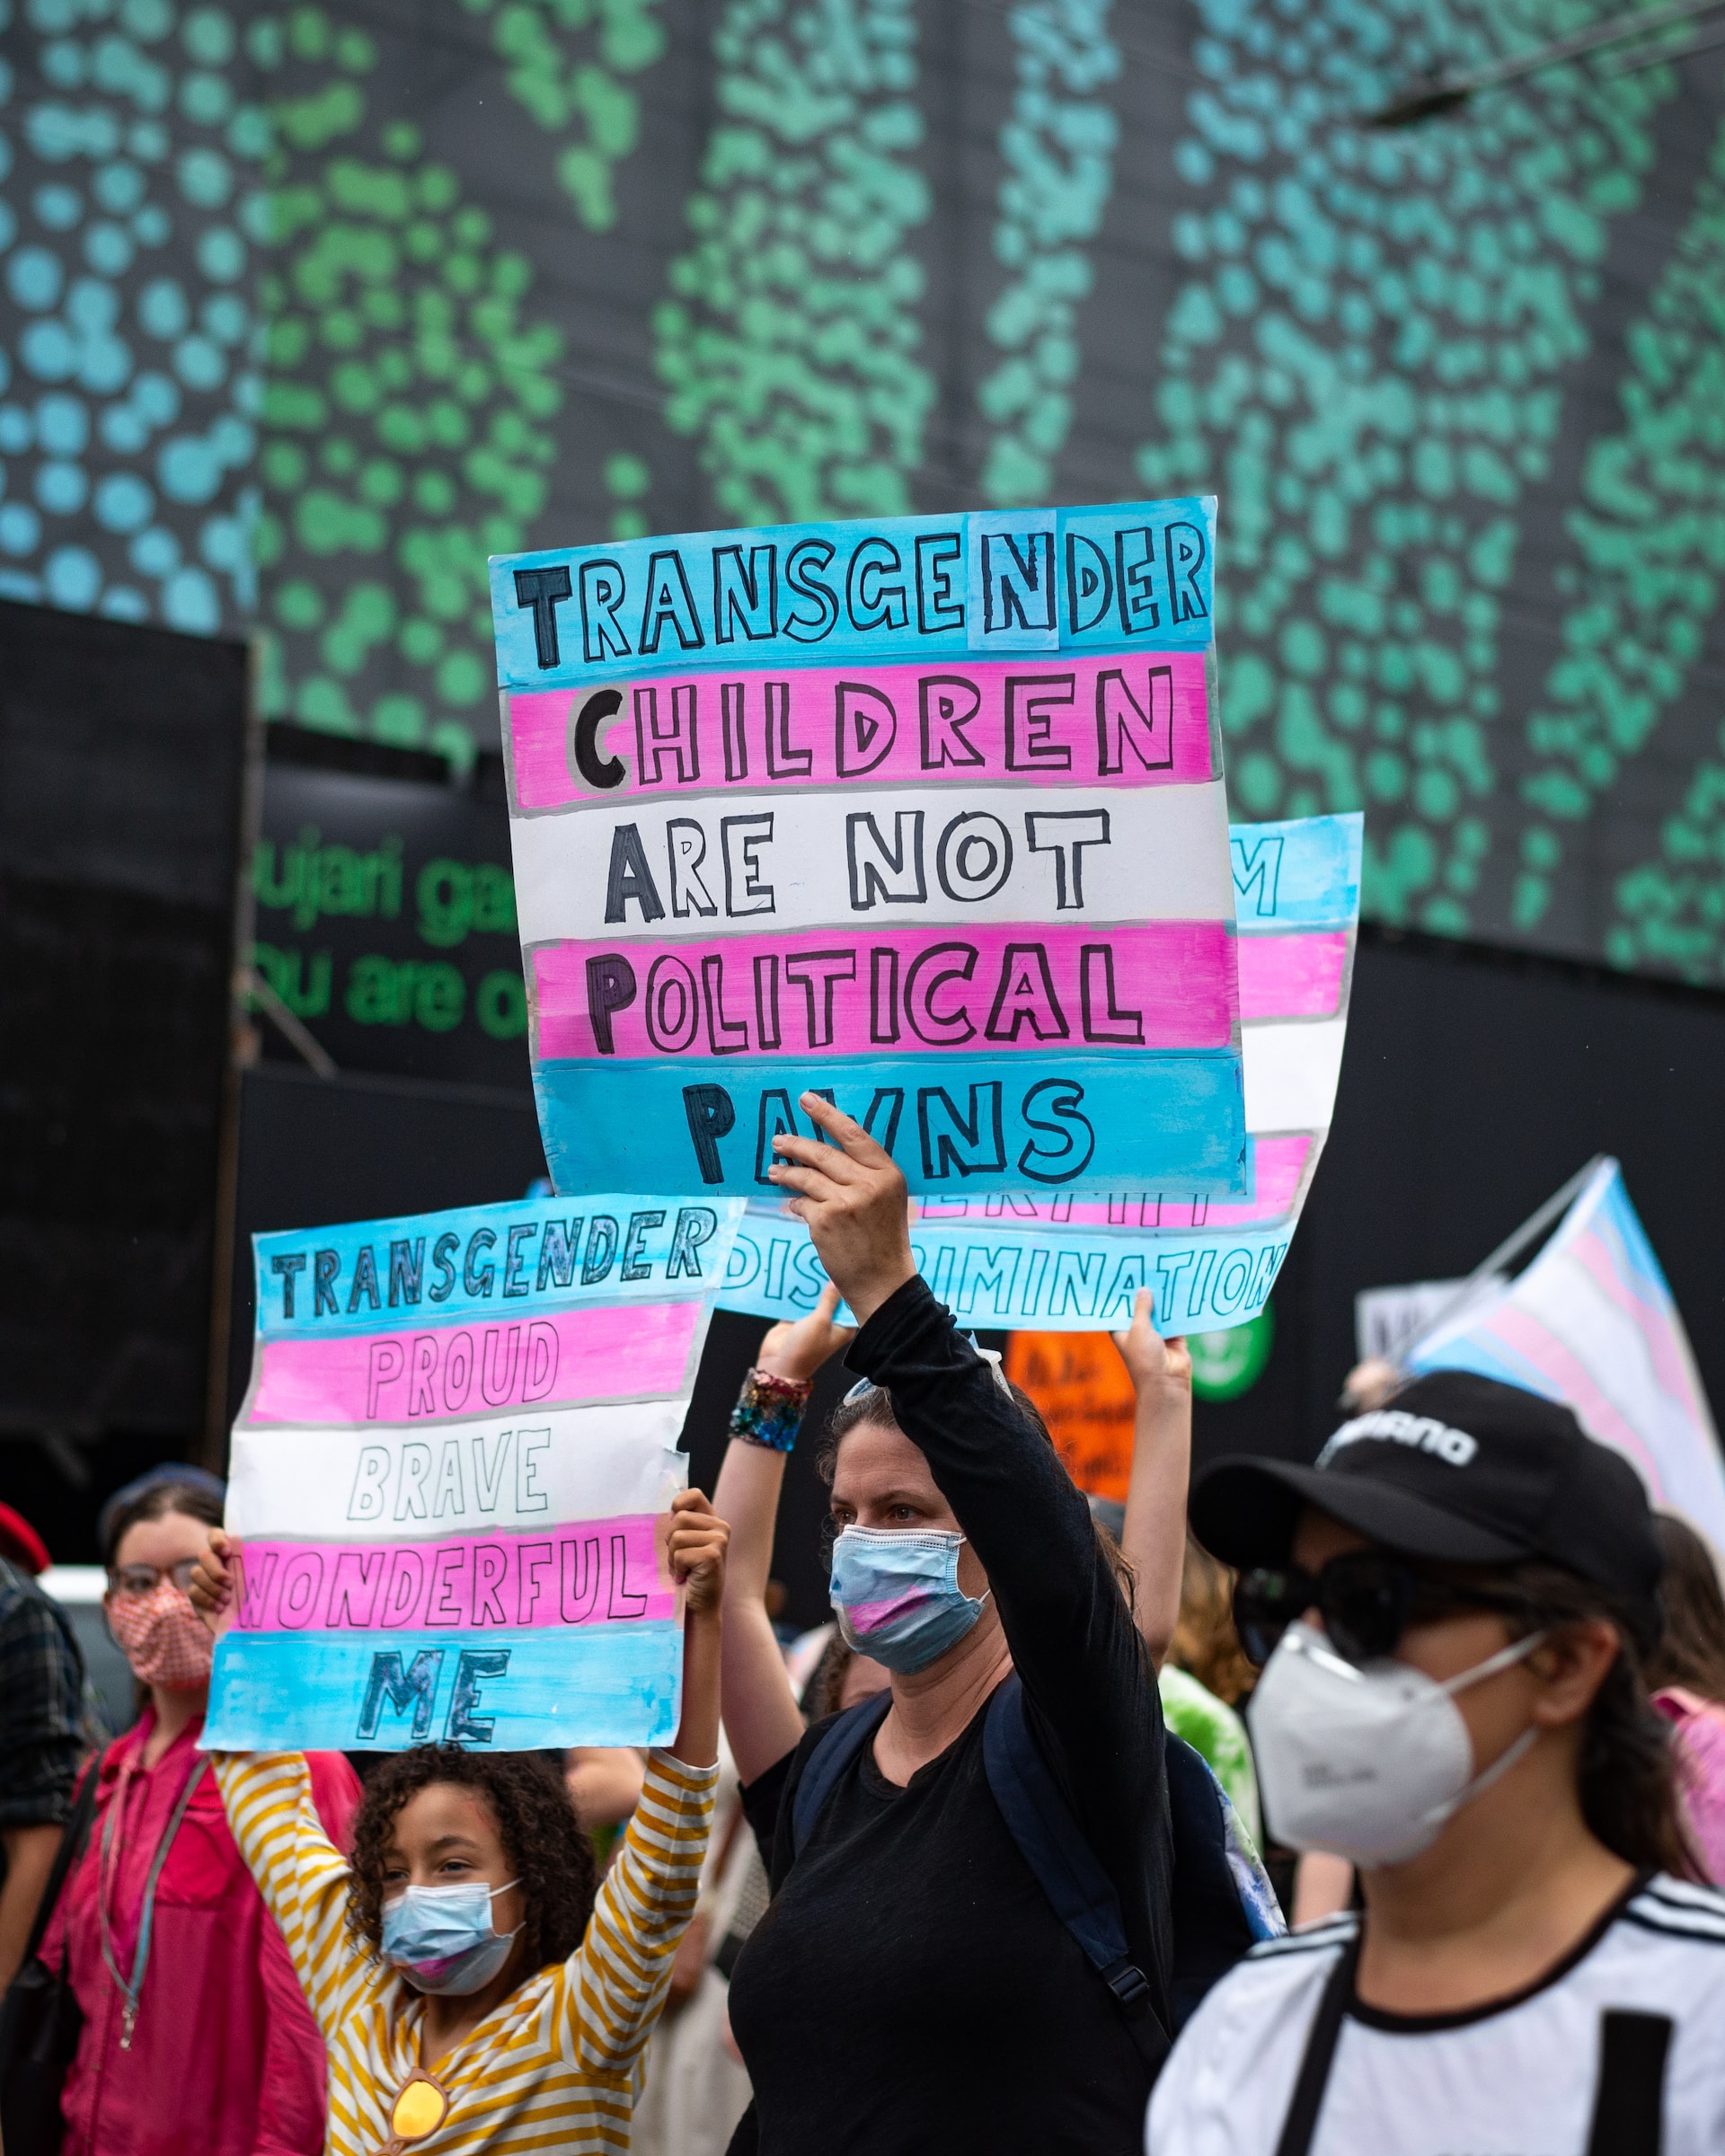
[
  {"x1": 1644, "y1": 1513, "x2": 1725, "y2": 1704},
  {"x1": 816, "y1": 1379, "x2": 1139, "y2": 1614},
  {"x1": 101, "y1": 1479, "x2": 224, "y2": 1568},
  {"x1": 346, "y1": 1746, "x2": 597, "y2": 1970},
  {"x1": 1494, "y1": 1559, "x2": 1701, "y2": 1881},
  {"x1": 1168, "y1": 1534, "x2": 1255, "y2": 1705}
]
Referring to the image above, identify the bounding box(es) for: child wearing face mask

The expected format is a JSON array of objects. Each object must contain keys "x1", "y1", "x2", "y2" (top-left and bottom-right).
[
  {"x1": 1148, "y1": 1372, "x2": 1725, "y2": 2156},
  {"x1": 186, "y1": 1487, "x2": 729, "y2": 2156},
  {"x1": 41, "y1": 1467, "x2": 360, "y2": 2156}
]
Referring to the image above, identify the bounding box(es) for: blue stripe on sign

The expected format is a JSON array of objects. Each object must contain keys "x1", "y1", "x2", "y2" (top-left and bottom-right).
[
  {"x1": 531, "y1": 1051, "x2": 1247, "y2": 1199},
  {"x1": 1230, "y1": 812, "x2": 1363, "y2": 932},
  {"x1": 251, "y1": 1193, "x2": 741, "y2": 1340},
  {"x1": 721, "y1": 1218, "x2": 1291, "y2": 1332},
  {"x1": 489, "y1": 498, "x2": 1216, "y2": 690},
  {"x1": 204, "y1": 1621, "x2": 682, "y2": 1752}
]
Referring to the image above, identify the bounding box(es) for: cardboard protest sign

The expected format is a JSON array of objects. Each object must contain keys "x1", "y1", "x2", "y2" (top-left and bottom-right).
[
  {"x1": 718, "y1": 813, "x2": 1360, "y2": 1333},
  {"x1": 205, "y1": 1194, "x2": 742, "y2": 1751},
  {"x1": 491, "y1": 502, "x2": 1246, "y2": 1199},
  {"x1": 1407, "y1": 1159, "x2": 1725, "y2": 1551}
]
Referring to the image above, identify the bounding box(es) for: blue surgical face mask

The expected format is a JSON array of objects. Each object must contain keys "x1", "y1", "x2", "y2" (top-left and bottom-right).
[
  {"x1": 828, "y1": 1526, "x2": 988, "y2": 1674},
  {"x1": 380, "y1": 1878, "x2": 520, "y2": 1996}
]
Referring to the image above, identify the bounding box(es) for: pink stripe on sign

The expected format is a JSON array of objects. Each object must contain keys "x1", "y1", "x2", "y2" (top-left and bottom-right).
[
  {"x1": 509, "y1": 652, "x2": 1215, "y2": 809},
  {"x1": 1236, "y1": 933, "x2": 1349, "y2": 1021},
  {"x1": 534, "y1": 921, "x2": 1237, "y2": 1062},
  {"x1": 1207, "y1": 1132, "x2": 1315, "y2": 1226},
  {"x1": 232, "y1": 1518, "x2": 670, "y2": 1632},
  {"x1": 248, "y1": 1301, "x2": 700, "y2": 1427},
  {"x1": 1055, "y1": 1133, "x2": 1314, "y2": 1230}
]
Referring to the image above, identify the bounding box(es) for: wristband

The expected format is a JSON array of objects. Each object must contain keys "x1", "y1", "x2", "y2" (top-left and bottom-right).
[{"x1": 730, "y1": 1367, "x2": 812, "y2": 1453}]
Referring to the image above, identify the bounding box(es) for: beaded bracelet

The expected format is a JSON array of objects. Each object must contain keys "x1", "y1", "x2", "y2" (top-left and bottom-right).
[{"x1": 730, "y1": 1366, "x2": 812, "y2": 1453}]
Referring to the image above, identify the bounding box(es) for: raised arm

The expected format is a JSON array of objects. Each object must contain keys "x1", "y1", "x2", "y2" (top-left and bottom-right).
[
  {"x1": 714, "y1": 1287, "x2": 854, "y2": 1784},
  {"x1": 767, "y1": 1098, "x2": 1163, "y2": 1812},
  {"x1": 1114, "y1": 1292, "x2": 1194, "y2": 1665},
  {"x1": 560, "y1": 1489, "x2": 726, "y2": 2073},
  {"x1": 210, "y1": 1751, "x2": 360, "y2": 2039}
]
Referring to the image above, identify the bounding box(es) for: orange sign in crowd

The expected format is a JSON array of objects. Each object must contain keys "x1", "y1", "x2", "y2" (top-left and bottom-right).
[{"x1": 1004, "y1": 1333, "x2": 1137, "y2": 1502}]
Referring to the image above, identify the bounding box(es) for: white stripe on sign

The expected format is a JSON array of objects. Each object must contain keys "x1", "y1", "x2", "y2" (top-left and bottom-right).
[
  {"x1": 1243, "y1": 1017, "x2": 1347, "y2": 1134},
  {"x1": 511, "y1": 779, "x2": 1235, "y2": 944},
  {"x1": 228, "y1": 1408, "x2": 687, "y2": 1541}
]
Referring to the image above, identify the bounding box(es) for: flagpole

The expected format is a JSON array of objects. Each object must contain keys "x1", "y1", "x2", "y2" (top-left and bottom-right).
[{"x1": 1395, "y1": 1154, "x2": 1611, "y2": 1367}]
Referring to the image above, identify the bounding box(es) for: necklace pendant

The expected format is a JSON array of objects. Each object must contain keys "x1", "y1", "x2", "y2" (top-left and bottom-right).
[{"x1": 120, "y1": 2003, "x2": 136, "y2": 2050}]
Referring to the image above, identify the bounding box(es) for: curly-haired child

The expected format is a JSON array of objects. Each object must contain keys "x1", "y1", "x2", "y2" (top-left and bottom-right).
[{"x1": 187, "y1": 1489, "x2": 729, "y2": 2156}]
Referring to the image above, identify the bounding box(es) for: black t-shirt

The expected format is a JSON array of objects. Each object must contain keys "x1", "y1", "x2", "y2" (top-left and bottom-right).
[{"x1": 726, "y1": 1277, "x2": 1172, "y2": 2156}]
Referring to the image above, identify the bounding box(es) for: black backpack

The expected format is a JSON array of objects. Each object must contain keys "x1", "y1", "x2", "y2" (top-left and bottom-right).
[{"x1": 789, "y1": 1674, "x2": 1281, "y2": 2072}]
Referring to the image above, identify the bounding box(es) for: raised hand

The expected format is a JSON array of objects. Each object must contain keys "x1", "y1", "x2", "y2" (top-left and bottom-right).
[
  {"x1": 756, "y1": 1281, "x2": 857, "y2": 1384},
  {"x1": 667, "y1": 1488, "x2": 730, "y2": 1618},
  {"x1": 767, "y1": 1091, "x2": 916, "y2": 1327},
  {"x1": 1112, "y1": 1287, "x2": 1191, "y2": 1401}
]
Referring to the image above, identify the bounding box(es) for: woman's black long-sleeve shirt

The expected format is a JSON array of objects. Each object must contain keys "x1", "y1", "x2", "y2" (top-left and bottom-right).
[{"x1": 726, "y1": 1276, "x2": 1172, "y2": 2156}]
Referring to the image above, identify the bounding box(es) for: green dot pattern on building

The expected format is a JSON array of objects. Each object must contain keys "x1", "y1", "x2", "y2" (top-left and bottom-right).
[
  {"x1": 652, "y1": 0, "x2": 937, "y2": 526},
  {"x1": 251, "y1": 5, "x2": 567, "y2": 771},
  {"x1": 977, "y1": 0, "x2": 1119, "y2": 509},
  {"x1": 1133, "y1": 0, "x2": 1677, "y2": 936},
  {"x1": 0, "y1": 0, "x2": 270, "y2": 629},
  {"x1": 460, "y1": 0, "x2": 667, "y2": 234},
  {"x1": 1513, "y1": 113, "x2": 1725, "y2": 982},
  {"x1": 2, "y1": 0, "x2": 1723, "y2": 987}
]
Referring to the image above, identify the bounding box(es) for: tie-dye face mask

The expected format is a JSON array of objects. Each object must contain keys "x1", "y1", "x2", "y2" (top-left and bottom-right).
[{"x1": 828, "y1": 1526, "x2": 988, "y2": 1674}]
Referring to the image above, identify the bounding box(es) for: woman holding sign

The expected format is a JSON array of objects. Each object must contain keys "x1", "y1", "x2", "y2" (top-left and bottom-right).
[
  {"x1": 188, "y1": 1487, "x2": 729, "y2": 2156},
  {"x1": 42, "y1": 1466, "x2": 359, "y2": 2156},
  {"x1": 717, "y1": 1092, "x2": 1186, "y2": 2156}
]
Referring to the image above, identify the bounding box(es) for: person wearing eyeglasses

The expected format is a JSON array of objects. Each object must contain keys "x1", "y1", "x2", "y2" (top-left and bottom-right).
[
  {"x1": 185, "y1": 1486, "x2": 729, "y2": 2156},
  {"x1": 1146, "y1": 1373, "x2": 1725, "y2": 2156},
  {"x1": 40, "y1": 1465, "x2": 360, "y2": 2156},
  {"x1": 712, "y1": 1092, "x2": 1185, "y2": 2156}
]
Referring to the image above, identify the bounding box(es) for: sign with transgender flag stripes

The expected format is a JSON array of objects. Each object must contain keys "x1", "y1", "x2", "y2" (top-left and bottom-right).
[
  {"x1": 717, "y1": 813, "x2": 1360, "y2": 1332},
  {"x1": 204, "y1": 1192, "x2": 743, "y2": 1752},
  {"x1": 1408, "y1": 1159, "x2": 1725, "y2": 1554},
  {"x1": 491, "y1": 500, "x2": 1247, "y2": 1199}
]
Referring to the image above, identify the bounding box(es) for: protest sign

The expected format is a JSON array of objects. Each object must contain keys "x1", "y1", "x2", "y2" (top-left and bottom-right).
[
  {"x1": 1406, "y1": 1159, "x2": 1725, "y2": 1551},
  {"x1": 717, "y1": 812, "x2": 1360, "y2": 1333},
  {"x1": 491, "y1": 502, "x2": 1246, "y2": 1199},
  {"x1": 204, "y1": 1193, "x2": 743, "y2": 1751}
]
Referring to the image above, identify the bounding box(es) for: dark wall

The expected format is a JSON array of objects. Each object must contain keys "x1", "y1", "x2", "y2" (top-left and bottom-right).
[
  {"x1": 1191, "y1": 925, "x2": 1725, "y2": 1480},
  {"x1": 0, "y1": 598, "x2": 248, "y2": 1452}
]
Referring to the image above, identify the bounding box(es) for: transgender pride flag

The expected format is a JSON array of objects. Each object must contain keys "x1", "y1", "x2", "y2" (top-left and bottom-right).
[{"x1": 1408, "y1": 1160, "x2": 1725, "y2": 1554}]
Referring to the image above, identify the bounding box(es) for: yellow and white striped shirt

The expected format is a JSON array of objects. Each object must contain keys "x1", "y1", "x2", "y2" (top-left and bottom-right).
[{"x1": 213, "y1": 1748, "x2": 716, "y2": 2156}]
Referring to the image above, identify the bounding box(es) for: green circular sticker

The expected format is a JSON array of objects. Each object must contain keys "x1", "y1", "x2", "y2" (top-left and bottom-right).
[{"x1": 1188, "y1": 1305, "x2": 1275, "y2": 1402}]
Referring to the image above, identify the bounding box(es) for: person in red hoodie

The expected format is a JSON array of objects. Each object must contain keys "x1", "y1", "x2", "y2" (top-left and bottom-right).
[{"x1": 42, "y1": 1466, "x2": 360, "y2": 2156}]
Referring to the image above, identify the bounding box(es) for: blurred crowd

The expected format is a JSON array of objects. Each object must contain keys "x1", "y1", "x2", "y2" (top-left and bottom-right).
[{"x1": 3, "y1": 1106, "x2": 1723, "y2": 2156}]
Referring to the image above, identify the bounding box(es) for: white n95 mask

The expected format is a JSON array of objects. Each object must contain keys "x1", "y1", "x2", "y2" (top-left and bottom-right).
[{"x1": 1247, "y1": 1620, "x2": 1546, "y2": 1867}]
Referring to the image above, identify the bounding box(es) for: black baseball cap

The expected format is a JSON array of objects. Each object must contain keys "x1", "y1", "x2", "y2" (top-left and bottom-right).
[{"x1": 1190, "y1": 1371, "x2": 1664, "y2": 1643}]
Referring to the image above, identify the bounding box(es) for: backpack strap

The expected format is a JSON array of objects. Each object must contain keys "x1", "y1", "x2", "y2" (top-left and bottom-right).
[
  {"x1": 982, "y1": 1676, "x2": 1170, "y2": 2077},
  {"x1": 789, "y1": 1691, "x2": 892, "y2": 1857},
  {"x1": 1273, "y1": 1930, "x2": 1358, "y2": 2156},
  {"x1": 1583, "y1": 2010, "x2": 1670, "y2": 2156}
]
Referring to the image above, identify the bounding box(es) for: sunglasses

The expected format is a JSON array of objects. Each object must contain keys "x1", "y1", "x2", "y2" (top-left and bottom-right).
[
  {"x1": 105, "y1": 1560, "x2": 200, "y2": 1603},
  {"x1": 1233, "y1": 1551, "x2": 1528, "y2": 1669}
]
